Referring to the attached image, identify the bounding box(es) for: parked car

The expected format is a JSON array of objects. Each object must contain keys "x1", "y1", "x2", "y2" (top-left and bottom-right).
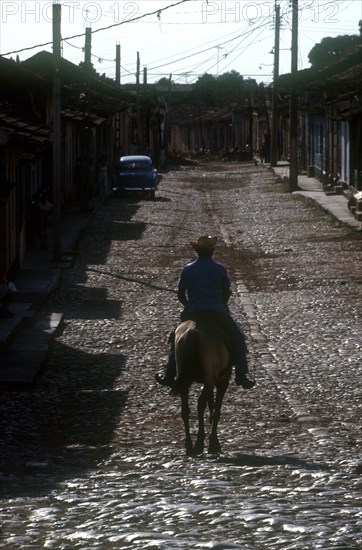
[{"x1": 113, "y1": 155, "x2": 158, "y2": 199}]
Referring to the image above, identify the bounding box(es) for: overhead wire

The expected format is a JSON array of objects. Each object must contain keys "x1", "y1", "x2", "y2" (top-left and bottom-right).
[
  {"x1": 133, "y1": 0, "x2": 360, "y2": 81},
  {"x1": 148, "y1": 29, "x2": 257, "y2": 71},
  {"x1": 2, "y1": 0, "x2": 359, "y2": 83},
  {"x1": 2, "y1": 0, "x2": 281, "y2": 80},
  {"x1": 0, "y1": 0, "x2": 192, "y2": 57},
  {"x1": 96, "y1": 0, "x2": 340, "y2": 81},
  {"x1": 215, "y1": 13, "x2": 275, "y2": 74},
  {"x1": 148, "y1": 9, "x2": 275, "y2": 78}
]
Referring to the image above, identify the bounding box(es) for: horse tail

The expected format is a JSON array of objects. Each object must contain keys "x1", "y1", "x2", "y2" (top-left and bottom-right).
[{"x1": 171, "y1": 327, "x2": 200, "y2": 396}]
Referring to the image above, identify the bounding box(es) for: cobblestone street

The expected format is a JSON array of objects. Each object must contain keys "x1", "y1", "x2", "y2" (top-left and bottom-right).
[{"x1": 0, "y1": 162, "x2": 361, "y2": 549}]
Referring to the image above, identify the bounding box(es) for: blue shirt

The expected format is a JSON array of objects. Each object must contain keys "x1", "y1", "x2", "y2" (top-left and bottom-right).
[{"x1": 178, "y1": 257, "x2": 231, "y2": 313}]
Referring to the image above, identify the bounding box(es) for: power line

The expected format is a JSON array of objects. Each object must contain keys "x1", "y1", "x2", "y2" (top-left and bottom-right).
[
  {"x1": 148, "y1": 14, "x2": 272, "y2": 73},
  {"x1": 168, "y1": 16, "x2": 274, "y2": 82},
  {"x1": 1, "y1": 0, "x2": 192, "y2": 57},
  {"x1": 148, "y1": 25, "x2": 257, "y2": 71},
  {"x1": 62, "y1": 39, "x2": 116, "y2": 64}
]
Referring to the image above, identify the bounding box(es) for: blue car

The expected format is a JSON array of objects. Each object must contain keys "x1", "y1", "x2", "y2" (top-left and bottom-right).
[{"x1": 113, "y1": 155, "x2": 158, "y2": 199}]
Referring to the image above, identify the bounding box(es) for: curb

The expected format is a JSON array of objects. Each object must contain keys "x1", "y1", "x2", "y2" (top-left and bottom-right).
[{"x1": 0, "y1": 312, "x2": 64, "y2": 389}]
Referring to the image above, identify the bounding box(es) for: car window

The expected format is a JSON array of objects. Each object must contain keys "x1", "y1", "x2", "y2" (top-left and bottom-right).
[{"x1": 121, "y1": 161, "x2": 151, "y2": 171}]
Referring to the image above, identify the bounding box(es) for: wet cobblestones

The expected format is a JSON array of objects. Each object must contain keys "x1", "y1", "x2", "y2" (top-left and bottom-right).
[{"x1": 1, "y1": 162, "x2": 361, "y2": 549}]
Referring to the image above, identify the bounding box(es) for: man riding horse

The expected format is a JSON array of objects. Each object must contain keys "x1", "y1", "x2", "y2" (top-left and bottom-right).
[{"x1": 155, "y1": 235, "x2": 255, "y2": 390}]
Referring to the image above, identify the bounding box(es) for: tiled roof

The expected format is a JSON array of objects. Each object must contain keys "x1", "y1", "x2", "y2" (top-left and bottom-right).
[
  {"x1": 0, "y1": 113, "x2": 50, "y2": 144},
  {"x1": 277, "y1": 44, "x2": 362, "y2": 96}
]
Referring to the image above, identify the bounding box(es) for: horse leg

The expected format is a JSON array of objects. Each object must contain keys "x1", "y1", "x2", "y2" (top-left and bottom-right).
[
  {"x1": 180, "y1": 390, "x2": 193, "y2": 456},
  {"x1": 194, "y1": 388, "x2": 207, "y2": 455},
  {"x1": 208, "y1": 382, "x2": 228, "y2": 454}
]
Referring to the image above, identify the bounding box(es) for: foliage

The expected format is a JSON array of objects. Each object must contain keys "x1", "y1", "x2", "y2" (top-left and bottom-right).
[
  {"x1": 156, "y1": 77, "x2": 174, "y2": 86},
  {"x1": 308, "y1": 32, "x2": 361, "y2": 68},
  {"x1": 189, "y1": 71, "x2": 259, "y2": 106}
]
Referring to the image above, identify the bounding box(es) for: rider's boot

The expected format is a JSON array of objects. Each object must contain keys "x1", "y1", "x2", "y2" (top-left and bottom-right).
[
  {"x1": 235, "y1": 372, "x2": 255, "y2": 389},
  {"x1": 155, "y1": 348, "x2": 176, "y2": 388},
  {"x1": 155, "y1": 372, "x2": 175, "y2": 387},
  {"x1": 234, "y1": 346, "x2": 255, "y2": 389}
]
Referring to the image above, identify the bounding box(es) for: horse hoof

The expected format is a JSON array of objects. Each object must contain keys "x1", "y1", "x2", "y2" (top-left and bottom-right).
[
  {"x1": 185, "y1": 441, "x2": 194, "y2": 456},
  {"x1": 208, "y1": 447, "x2": 221, "y2": 455},
  {"x1": 194, "y1": 442, "x2": 204, "y2": 455},
  {"x1": 208, "y1": 441, "x2": 221, "y2": 455}
]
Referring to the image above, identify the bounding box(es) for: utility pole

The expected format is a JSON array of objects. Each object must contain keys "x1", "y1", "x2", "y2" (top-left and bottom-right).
[
  {"x1": 84, "y1": 27, "x2": 92, "y2": 68},
  {"x1": 289, "y1": 0, "x2": 299, "y2": 190},
  {"x1": 115, "y1": 43, "x2": 121, "y2": 157},
  {"x1": 115, "y1": 43, "x2": 121, "y2": 85},
  {"x1": 270, "y1": 2, "x2": 280, "y2": 167},
  {"x1": 52, "y1": 3, "x2": 62, "y2": 262},
  {"x1": 136, "y1": 52, "x2": 141, "y2": 147},
  {"x1": 80, "y1": 27, "x2": 92, "y2": 212}
]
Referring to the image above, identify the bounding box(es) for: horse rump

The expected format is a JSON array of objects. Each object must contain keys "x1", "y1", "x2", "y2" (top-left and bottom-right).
[{"x1": 172, "y1": 320, "x2": 202, "y2": 395}]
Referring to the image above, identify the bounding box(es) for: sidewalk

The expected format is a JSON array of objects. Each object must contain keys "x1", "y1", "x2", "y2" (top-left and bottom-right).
[
  {"x1": 0, "y1": 199, "x2": 102, "y2": 388},
  {"x1": 272, "y1": 163, "x2": 361, "y2": 231},
  {"x1": 0, "y1": 167, "x2": 360, "y2": 388}
]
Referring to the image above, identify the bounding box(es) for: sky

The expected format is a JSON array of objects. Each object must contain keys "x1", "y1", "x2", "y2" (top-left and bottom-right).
[{"x1": 0, "y1": 0, "x2": 361, "y2": 85}]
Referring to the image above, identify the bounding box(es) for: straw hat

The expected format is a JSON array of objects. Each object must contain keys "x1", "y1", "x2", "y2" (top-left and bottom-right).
[{"x1": 190, "y1": 235, "x2": 218, "y2": 250}]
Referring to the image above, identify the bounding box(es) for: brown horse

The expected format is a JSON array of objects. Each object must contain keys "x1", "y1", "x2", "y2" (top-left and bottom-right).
[{"x1": 172, "y1": 312, "x2": 232, "y2": 456}]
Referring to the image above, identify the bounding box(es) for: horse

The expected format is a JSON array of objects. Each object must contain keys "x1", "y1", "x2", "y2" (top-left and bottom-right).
[{"x1": 172, "y1": 311, "x2": 232, "y2": 456}]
